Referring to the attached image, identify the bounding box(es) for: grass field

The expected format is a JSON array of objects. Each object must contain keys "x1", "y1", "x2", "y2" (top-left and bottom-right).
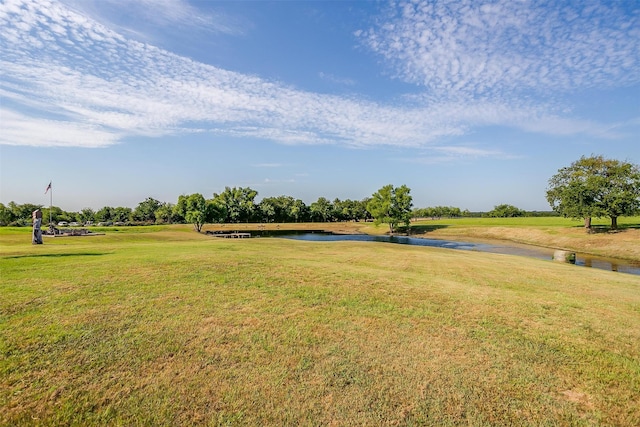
[{"x1": 2, "y1": 224, "x2": 640, "y2": 425}]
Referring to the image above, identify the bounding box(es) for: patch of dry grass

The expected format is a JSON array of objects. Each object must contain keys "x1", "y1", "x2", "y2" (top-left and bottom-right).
[{"x1": 421, "y1": 224, "x2": 640, "y2": 262}]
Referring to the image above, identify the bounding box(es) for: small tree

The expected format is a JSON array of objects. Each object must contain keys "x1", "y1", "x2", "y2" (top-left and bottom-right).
[
  {"x1": 547, "y1": 155, "x2": 640, "y2": 230},
  {"x1": 367, "y1": 184, "x2": 413, "y2": 234},
  {"x1": 176, "y1": 194, "x2": 208, "y2": 232}
]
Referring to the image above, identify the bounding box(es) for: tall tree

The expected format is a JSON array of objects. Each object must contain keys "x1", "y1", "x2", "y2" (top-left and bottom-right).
[
  {"x1": 310, "y1": 197, "x2": 334, "y2": 222},
  {"x1": 366, "y1": 184, "x2": 413, "y2": 234},
  {"x1": 259, "y1": 197, "x2": 277, "y2": 223},
  {"x1": 547, "y1": 155, "x2": 640, "y2": 230},
  {"x1": 212, "y1": 187, "x2": 258, "y2": 223},
  {"x1": 78, "y1": 208, "x2": 95, "y2": 224},
  {"x1": 95, "y1": 206, "x2": 113, "y2": 223},
  {"x1": 112, "y1": 207, "x2": 133, "y2": 223},
  {"x1": 290, "y1": 199, "x2": 309, "y2": 223},
  {"x1": 133, "y1": 197, "x2": 162, "y2": 222},
  {"x1": 154, "y1": 203, "x2": 176, "y2": 224}
]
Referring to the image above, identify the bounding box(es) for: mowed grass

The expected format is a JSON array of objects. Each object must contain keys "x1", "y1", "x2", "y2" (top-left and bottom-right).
[{"x1": 2, "y1": 228, "x2": 640, "y2": 425}]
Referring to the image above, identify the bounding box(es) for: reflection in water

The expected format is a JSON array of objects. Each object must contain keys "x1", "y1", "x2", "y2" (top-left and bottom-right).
[{"x1": 267, "y1": 232, "x2": 640, "y2": 276}]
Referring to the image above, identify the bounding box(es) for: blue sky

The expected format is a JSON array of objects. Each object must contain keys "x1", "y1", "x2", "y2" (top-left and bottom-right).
[{"x1": 1, "y1": 0, "x2": 639, "y2": 212}]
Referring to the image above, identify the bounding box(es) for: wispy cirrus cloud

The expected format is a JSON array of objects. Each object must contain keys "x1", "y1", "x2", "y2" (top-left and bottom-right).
[
  {"x1": 0, "y1": 0, "x2": 635, "y2": 152},
  {"x1": 63, "y1": 0, "x2": 244, "y2": 39},
  {"x1": 253, "y1": 163, "x2": 283, "y2": 168},
  {"x1": 403, "y1": 144, "x2": 521, "y2": 165},
  {"x1": 318, "y1": 72, "x2": 357, "y2": 86},
  {"x1": 356, "y1": 0, "x2": 640, "y2": 99}
]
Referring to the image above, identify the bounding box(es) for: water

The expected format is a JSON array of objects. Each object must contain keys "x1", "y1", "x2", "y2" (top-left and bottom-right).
[{"x1": 260, "y1": 231, "x2": 640, "y2": 276}]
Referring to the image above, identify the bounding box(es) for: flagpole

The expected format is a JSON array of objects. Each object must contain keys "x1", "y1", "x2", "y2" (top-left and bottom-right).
[{"x1": 49, "y1": 181, "x2": 52, "y2": 226}]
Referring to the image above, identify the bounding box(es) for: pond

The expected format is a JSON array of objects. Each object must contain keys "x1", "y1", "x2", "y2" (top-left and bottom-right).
[{"x1": 251, "y1": 230, "x2": 640, "y2": 276}]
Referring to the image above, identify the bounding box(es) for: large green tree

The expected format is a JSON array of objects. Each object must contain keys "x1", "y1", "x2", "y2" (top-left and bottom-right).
[
  {"x1": 112, "y1": 207, "x2": 133, "y2": 223},
  {"x1": 212, "y1": 187, "x2": 258, "y2": 223},
  {"x1": 310, "y1": 197, "x2": 334, "y2": 222},
  {"x1": 78, "y1": 208, "x2": 95, "y2": 224},
  {"x1": 546, "y1": 155, "x2": 640, "y2": 230},
  {"x1": 133, "y1": 197, "x2": 162, "y2": 222},
  {"x1": 366, "y1": 184, "x2": 413, "y2": 234},
  {"x1": 154, "y1": 203, "x2": 177, "y2": 224}
]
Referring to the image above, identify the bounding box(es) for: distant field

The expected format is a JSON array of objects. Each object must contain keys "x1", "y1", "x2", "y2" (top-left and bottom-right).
[
  {"x1": 408, "y1": 216, "x2": 640, "y2": 262},
  {"x1": 411, "y1": 215, "x2": 640, "y2": 228},
  {"x1": 2, "y1": 227, "x2": 639, "y2": 425}
]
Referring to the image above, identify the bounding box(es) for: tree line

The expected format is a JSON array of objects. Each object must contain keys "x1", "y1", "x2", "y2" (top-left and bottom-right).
[
  {"x1": 0, "y1": 189, "x2": 377, "y2": 229},
  {"x1": 3, "y1": 155, "x2": 639, "y2": 231},
  {"x1": 0, "y1": 184, "x2": 435, "y2": 233}
]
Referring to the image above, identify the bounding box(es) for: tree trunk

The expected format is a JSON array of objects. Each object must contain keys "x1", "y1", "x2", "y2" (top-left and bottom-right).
[
  {"x1": 611, "y1": 216, "x2": 618, "y2": 230},
  {"x1": 584, "y1": 216, "x2": 592, "y2": 232},
  {"x1": 389, "y1": 223, "x2": 394, "y2": 234}
]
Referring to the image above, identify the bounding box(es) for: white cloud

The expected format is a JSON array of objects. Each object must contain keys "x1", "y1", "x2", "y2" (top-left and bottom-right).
[
  {"x1": 0, "y1": 0, "x2": 634, "y2": 150},
  {"x1": 62, "y1": 0, "x2": 243, "y2": 37},
  {"x1": 253, "y1": 163, "x2": 282, "y2": 168},
  {"x1": 358, "y1": 0, "x2": 640, "y2": 98},
  {"x1": 0, "y1": 109, "x2": 120, "y2": 147},
  {"x1": 318, "y1": 72, "x2": 357, "y2": 86},
  {"x1": 404, "y1": 143, "x2": 521, "y2": 164}
]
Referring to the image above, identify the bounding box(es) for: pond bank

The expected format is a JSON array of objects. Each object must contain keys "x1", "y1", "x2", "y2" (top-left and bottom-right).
[
  {"x1": 202, "y1": 221, "x2": 640, "y2": 264},
  {"x1": 267, "y1": 231, "x2": 640, "y2": 276}
]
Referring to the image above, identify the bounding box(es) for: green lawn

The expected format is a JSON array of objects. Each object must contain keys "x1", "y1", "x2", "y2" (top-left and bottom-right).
[{"x1": 2, "y1": 227, "x2": 640, "y2": 425}]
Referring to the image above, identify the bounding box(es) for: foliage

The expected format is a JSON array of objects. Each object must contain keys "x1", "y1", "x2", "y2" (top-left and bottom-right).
[
  {"x1": 154, "y1": 203, "x2": 176, "y2": 224},
  {"x1": 133, "y1": 197, "x2": 162, "y2": 222},
  {"x1": 174, "y1": 194, "x2": 222, "y2": 232},
  {"x1": 485, "y1": 204, "x2": 526, "y2": 218},
  {"x1": 78, "y1": 208, "x2": 95, "y2": 223},
  {"x1": 333, "y1": 198, "x2": 371, "y2": 222},
  {"x1": 112, "y1": 207, "x2": 133, "y2": 223},
  {"x1": 0, "y1": 203, "x2": 11, "y2": 226},
  {"x1": 307, "y1": 197, "x2": 331, "y2": 222},
  {"x1": 367, "y1": 184, "x2": 413, "y2": 233},
  {"x1": 413, "y1": 206, "x2": 465, "y2": 219},
  {"x1": 95, "y1": 206, "x2": 113, "y2": 223},
  {"x1": 212, "y1": 187, "x2": 258, "y2": 223},
  {"x1": 547, "y1": 155, "x2": 640, "y2": 229}
]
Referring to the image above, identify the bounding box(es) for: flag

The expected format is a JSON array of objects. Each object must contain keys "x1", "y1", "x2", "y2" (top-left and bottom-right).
[{"x1": 45, "y1": 181, "x2": 52, "y2": 194}]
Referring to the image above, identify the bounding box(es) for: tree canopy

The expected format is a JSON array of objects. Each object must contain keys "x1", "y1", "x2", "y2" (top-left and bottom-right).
[
  {"x1": 485, "y1": 204, "x2": 526, "y2": 218},
  {"x1": 174, "y1": 193, "x2": 226, "y2": 232},
  {"x1": 546, "y1": 155, "x2": 640, "y2": 229},
  {"x1": 133, "y1": 197, "x2": 162, "y2": 222},
  {"x1": 366, "y1": 184, "x2": 413, "y2": 234},
  {"x1": 212, "y1": 187, "x2": 258, "y2": 223}
]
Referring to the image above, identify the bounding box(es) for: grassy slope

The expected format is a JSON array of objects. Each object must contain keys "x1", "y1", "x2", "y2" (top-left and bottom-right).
[
  {"x1": 1, "y1": 228, "x2": 640, "y2": 425},
  {"x1": 408, "y1": 217, "x2": 640, "y2": 263}
]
